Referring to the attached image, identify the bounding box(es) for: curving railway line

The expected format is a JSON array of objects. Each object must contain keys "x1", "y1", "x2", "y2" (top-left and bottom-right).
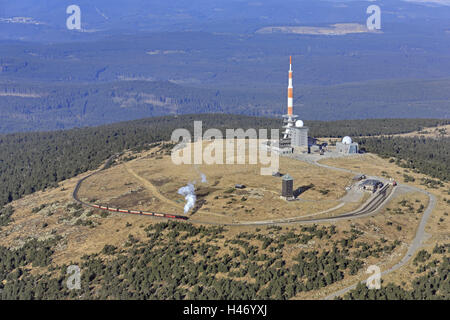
[
  {"x1": 72, "y1": 154, "x2": 394, "y2": 226},
  {"x1": 72, "y1": 155, "x2": 189, "y2": 221}
]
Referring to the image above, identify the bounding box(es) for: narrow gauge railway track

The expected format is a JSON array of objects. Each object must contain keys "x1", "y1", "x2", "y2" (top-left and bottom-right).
[
  {"x1": 189, "y1": 183, "x2": 393, "y2": 226},
  {"x1": 72, "y1": 155, "x2": 393, "y2": 226},
  {"x1": 72, "y1": 155, "x2": 188, "y2": 221}
]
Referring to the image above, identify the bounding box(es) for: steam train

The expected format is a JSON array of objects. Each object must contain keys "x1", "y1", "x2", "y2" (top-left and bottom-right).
[
  {"x1": 71, "y1": 154, "x2": 189, "y2": 221},
  {"x1": 90, "y1": 204, "x2": 189, "y2": 220}
]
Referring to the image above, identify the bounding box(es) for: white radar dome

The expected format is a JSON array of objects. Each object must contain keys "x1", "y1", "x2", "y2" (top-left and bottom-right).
[
  {"x1": 295, "y1": 120, "x2": 304, "y2": 127},
  {"x1": 342, "y1": 136, "x2": 352, "y2": 145}
]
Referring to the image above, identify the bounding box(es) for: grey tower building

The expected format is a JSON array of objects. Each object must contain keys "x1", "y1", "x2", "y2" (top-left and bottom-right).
[{"x1": 281, "y1": 174, "x2": 294, "y2": 200}]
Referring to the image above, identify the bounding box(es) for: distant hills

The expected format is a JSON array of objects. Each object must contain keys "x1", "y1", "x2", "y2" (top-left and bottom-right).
[
  {"x1": 0, "y1": 78, "x2": 449, "y2": 133},
  {"x1": 0, "y1": 1, "x2": 449, "y2": 133},
  {"x1": 1, "y1": 0, "x2": 450, "y2": 41}
]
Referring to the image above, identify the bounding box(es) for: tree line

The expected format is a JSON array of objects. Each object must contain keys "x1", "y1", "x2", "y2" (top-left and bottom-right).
[
  {"x1": 357, "y1": 136, "x2": 450, "y2": 181},
  {"x1": 0, "y1": 114, "x2": 448, "y2": 207}
]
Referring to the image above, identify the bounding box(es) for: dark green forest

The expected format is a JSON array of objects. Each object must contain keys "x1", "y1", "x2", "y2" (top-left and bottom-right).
[
  {"x1": 1, "y1": 27, "x2": 449, "y2": 133},
  {"x1": 0, "y1": 114, "x2": 448, "y2": 208},
  {"x1": 0, "y1": 206, "x2": 14, "y2": 227},
  {"x1": 342, "y1": 246, "x2": 450, "y2": 300},
  {"x1": 1, "y1": 222, "x2": 446, "y2": 300},
  {"x1": 1, "y1": 78, "x2": 449, "y2": 133},
  {"x1": 357, "y1": 136, "x2": 450, "y2": 181},
  {"x1": 0, "y1": 222, "x2": 401, "y2": 300}
]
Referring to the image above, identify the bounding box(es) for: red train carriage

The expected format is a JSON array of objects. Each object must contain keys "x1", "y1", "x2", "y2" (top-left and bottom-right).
[{"x1": 87, "y1": 203, "x2": 188, "y2": 221}]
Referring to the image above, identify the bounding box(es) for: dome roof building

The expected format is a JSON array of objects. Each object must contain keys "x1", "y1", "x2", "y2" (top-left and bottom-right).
[
  {"x1": 342, "y1": 136, "x2": 353, "y2": 145},
  {"x1": 336, "y1": 136, "x2": 359, "y2": 154}
]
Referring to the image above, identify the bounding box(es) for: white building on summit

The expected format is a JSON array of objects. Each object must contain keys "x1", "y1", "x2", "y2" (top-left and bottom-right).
[
  {"x1": 336, "y1": 136, "x2": 359, "y2": 154},
  {"x1": 290, "y1": 120, "x2": 309, "y2": 149}
]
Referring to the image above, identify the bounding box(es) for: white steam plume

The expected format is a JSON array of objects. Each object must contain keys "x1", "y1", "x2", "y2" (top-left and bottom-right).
[
  {"x1": 194, "y1": 165, "x2": 207, "y2": 184},
  {"x1": 177, "y1": 183, "x2": 196, "y2": 214}
]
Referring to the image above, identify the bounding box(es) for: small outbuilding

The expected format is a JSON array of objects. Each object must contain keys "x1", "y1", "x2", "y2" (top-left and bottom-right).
[{"x1": 360, "y1": 179, "x2": 383, "y2": 192}]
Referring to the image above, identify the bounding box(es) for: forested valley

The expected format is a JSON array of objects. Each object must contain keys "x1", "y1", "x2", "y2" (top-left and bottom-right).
[{"x1": 1, "y1": 78, "x2": 449, "y2": 133}]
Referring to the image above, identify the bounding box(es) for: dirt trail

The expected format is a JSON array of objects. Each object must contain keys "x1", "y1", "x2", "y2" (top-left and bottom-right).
[{"x1": 124, "y1": 163, "x2": 226, "y2": 218}]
